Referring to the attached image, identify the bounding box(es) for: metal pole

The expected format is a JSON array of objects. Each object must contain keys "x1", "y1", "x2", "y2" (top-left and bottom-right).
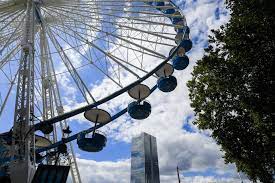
[
  {"x1": 177, "y1": 166, "x2": 181, "y2": 183},
  {"x1": 36, "y1": 4, "x2": 82, "y2": 182},
  {"x1": 10, "y1": 0, "x2": 36, "y2": 182}
]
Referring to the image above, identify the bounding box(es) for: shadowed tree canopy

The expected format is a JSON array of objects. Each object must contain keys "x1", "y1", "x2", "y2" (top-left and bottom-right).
[{"x1": 187, "y1": 0, "x2": 274, "y2": 182}]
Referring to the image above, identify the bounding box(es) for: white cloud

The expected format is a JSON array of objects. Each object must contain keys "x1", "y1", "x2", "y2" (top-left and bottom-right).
[
  {"x1": 73, "y1": 158, "x2": 249, "y2": 183},
  {"x1": 71, "y1": 158, "x2": 130, "y2": 183}
]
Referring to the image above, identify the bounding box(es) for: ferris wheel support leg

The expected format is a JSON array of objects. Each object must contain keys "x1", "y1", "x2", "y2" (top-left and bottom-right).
[
  {"x1": 39, "y1": 23, "x2": 82, "y2": 182},
  {"x1": 10, "y1": 0, "x2": 36, "y2": 182}
]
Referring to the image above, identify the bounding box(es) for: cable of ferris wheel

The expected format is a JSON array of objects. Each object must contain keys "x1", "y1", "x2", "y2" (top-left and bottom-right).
[
  {"x1": 44, "y1": 15, "x2": 142, "y2": 79},
  {"x1": 0, "y1": 64, "x2": 14, "y2": 82},
  {"x1": 0, "y1": 28, "x2": 22, "y2": 42},
  {"x1": 45, "y1": 1, "x2": 170, "y2": 9},
  {"x1": 45, "y1": 0, "x2": 171, "y2": 4},
  {"x1": 42, "y1": 5, "x2": 175, "y2": 59},
  {"x1": 0, "y1": 8, "x2": 23, "y2": 22},
  {"x1": 44, "y1": 3, "x2": 180, "y2": 29},
  {"x1": 54, "y1": 21, "x2": 167, "y2": 63},
  {"x1": 60, "y1": 3, "x2": 174, "y2": 11},
  {"x1": 0, "y1": 68, "x2": 19, "y2": 117},
  {"x1": 0, "y1": 9, "x2": 25, "y2": 32},
  {"x1": 44, "y1": 0, "x2": 168, "y2": 3},
  {"x1": 50, "y1": 22, "x2": 168, "y2": 62},
  {"x1": 0, "y1": 1, "x2": 25, "y2": 10},
  {"x1": 50, "y1": 23, "x2": 140, "y2": 78},
  {"x1": 0, "y1": 45, "x2": 21, "y2": 69},
  {"x1": 54, "y1": 1, "x2": 179, "y2": 16},
  {"x1": 47, "y1": 30, "x2": 122, "y2": 88},
  {"x1": 53, "y1": 21, "x2": 175, "y2": 48},
  {"x1": 49, "y1": 24, "x2": 160, "y2": 80},
  {"x1": 46, "y1": 26, "x2": 96, "y2": 104},
  {"x1": 45, "y1": 3, "x2": 179, "y2": 21},
  {"x1": 0, "y1": 44, "x2": 127, "y2": 87},
  {"x1": 33, "y1": 89, "x2": 43, "y2": 118},
  {"x1": 48, "y1": 26, "x2": 141, "y2": 87},
  {"x1": 45, "y1": 10, "x2": 176, "y2": 45},
  {"x1": 0, "y1": 18, "x2": 25, "y2": 57},
  {"x1": 49, "y1": 24, "x2": 123, "y2": 82},
  {"x1": 40, "y1": 25, "x2": 82, "y2": 181},
  {"x1": 0, "y1": 33, "x2": 22, "y2": 49},
  {"x1": 1, "y1": 41, "x2": 94, "y2": 62},
  {"x1": 58, "y1": 21, "x2": 177, "y2": 36},
  {"x1": 43, "y1": 6, "x2": 176, "y2": 44},
  {"x1": 0, "y1": 32, "x2": 22, "y2": 47},
  {"x1": 35, "y1": 4, "x2": 97, "y2": 104}
]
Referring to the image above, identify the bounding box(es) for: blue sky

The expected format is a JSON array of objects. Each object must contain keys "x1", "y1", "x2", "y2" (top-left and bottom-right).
[{"x1": 0, "y1": 0, "x2": 251, "y2": 182}]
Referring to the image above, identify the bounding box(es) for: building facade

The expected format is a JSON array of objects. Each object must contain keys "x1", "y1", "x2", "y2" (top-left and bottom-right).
[{"x1": 131, "y1": 132, "x2": 160, "y2": 183}]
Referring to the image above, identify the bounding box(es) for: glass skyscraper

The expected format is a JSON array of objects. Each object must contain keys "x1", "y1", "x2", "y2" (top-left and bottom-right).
[{"x1": 131, "y1": 132, "x2": 160, "y2": 183}]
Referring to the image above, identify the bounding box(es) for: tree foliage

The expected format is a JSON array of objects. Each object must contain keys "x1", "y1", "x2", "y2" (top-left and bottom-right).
[{"x1": 187, "y1": 0, "x2": 274, "y2": 182}]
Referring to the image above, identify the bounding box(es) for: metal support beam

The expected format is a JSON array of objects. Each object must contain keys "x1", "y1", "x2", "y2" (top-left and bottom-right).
[
  {"x1": 41, "y1": 28, "x2": 82, "y2": 183},
  {"x1": 10, "y1": 1, "x2": 36, "y2": 182},
  {"x1": 37, "y1": 7, "x2": 82, "y2": 181}
]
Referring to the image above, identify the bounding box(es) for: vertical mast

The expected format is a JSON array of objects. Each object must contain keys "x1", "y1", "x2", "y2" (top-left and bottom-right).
[
  {"x1": 38, "y1": 5, "x2": 82, "y2": 182},
  {"x1": 10, "y1": 0, "x2": 36, "y2": 182},
  {"x1": 39, "y1": 23, "x2": 82, "y2": 183}
]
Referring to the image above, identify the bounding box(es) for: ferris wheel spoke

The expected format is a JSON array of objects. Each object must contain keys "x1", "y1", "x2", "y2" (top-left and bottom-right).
[
  {"x1": 45, "y1": 12, "x2": 165, "y2": 80},
  {"x1": 44, "y1": 5, "x2": 176, "y2": 44},
  {"x1": 0, "y1": 9, "x2": 25, "y2": 32},
  {"x1": 74, "y1": 34, "x2": 141, "y2": 79},
  {"x1": 33, "y1": 83, "x2": 43, "y2": 118},
  {"x1": 51, "y1": 21, "x2": 174, "y2": 56},
  {"x1": 33, "y1": 100, "x2": 43, "y2": 119},
  {"x1": 0, "y1": 1, "x2": 24, "y2": 11},
  {"x1": 0, "y1": 30, "x2": 22, "y2": 44},
  {"x1": 48, "y1": 23, "x2": 141, "y2": 79},
  {"x1": 0, "y1": 35, "x2": 22, "y2": 51},
  {"x1": 50, "y1": 19, "x2": 167, "y2": 60},
  {"x1": 116, "y1": 21, "x2": 167, "y2": 64},
  {"x1": 42, "y1": 9, "x2": 155, "y2": 58},
  {"x1": 0, "y1": 18, "x2": 24, "y2": 54},
  {"x1": 0, "y1": 44, "x2": 21, "y2": 69},
  {"x1": 0, "y1": 67, "x2": 12, "y2": 82},
  {"x1": 51, "y1": 24, "x2": 154, "y2": 85},
  {"x1": 43, "y1": 5, "x2": 174, "y2": 40},
  {"x1": 58, "y1": 0, "x2": 179, "y2": 17},
  {"x1": 0, "y1": 66, "x2": 19, "y2": 118},
  {"x1": 37, "y1": 27, "x2": 82, "y2": 177},
  {"x1": 88, "y1": 41, "x2": 125, "y2": 84},
  {"x1": 43, "y1": 23, "x2": 96, "y2": 104},
  {"x1": 48, "y1": 27, "x2": 124, "y2": 88},
  {"x1": 46, "y1": 3, "x2": 177, "y2": 28},
  {"x1": 57, "y1": 20, "x2": 175, "y2": 48},
  {"x1": 0, "y1": 8, "x2": 23, "y2": 22},
  {"x1": 69, "y1": 24, "x2": 174, "y2": 50},
  {"x1": 52, "y1": 1, "x2": 172, "y2": 10}
]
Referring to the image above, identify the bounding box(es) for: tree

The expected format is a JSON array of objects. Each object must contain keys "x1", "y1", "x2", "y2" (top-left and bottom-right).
[{"x1": 187, "y1": 0, "x2": 274, "y2": 182}]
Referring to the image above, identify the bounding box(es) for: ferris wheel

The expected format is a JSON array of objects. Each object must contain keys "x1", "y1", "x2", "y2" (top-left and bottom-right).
[{"x1": 0, "y1": 0, "x2": 192, "y2": 182}]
